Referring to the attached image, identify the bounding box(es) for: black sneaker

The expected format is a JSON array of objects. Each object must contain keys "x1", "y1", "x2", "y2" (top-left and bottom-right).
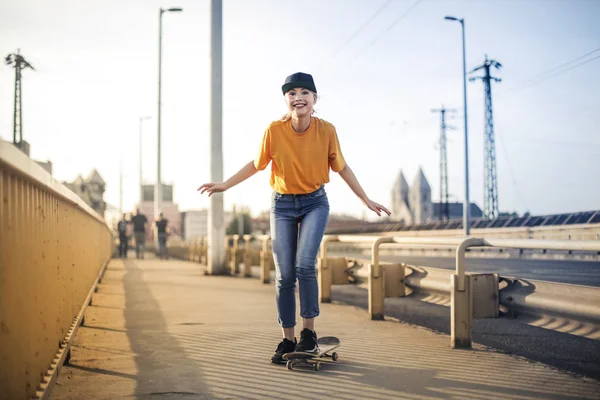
[
  {"x1": 271, "y1": 338, "x2": 297, "y2": 364},
  {"x1": 296, "y1": 329, "x2": 319, "y2": 353}
]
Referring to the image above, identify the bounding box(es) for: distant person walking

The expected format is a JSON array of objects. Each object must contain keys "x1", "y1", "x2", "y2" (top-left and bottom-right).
[
  {"x1": 117, "y1": 214, "x2": 129, "y2": 258},
  {"x1": 130, "y1": 208, "x2": 149, "y2": 259},
  {"x1": 155, "y1": 213, "x2": 169, "y2": 260}
]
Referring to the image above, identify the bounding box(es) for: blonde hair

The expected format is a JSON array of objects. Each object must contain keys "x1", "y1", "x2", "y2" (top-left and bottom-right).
[{"x1": 280, "y1": 91, "x2": 319, "y2": 122}]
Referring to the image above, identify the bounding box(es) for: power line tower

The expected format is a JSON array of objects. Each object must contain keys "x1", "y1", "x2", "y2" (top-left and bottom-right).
[
  {"x1": 5, "y1": 49, "x2": 35, "y2": 149},
  {"x1": 431, "y1": 106, "x2": 456, "y2": 221},
  {"x1": 470, "y1": 55, "x2": 501, "y2": 219}
]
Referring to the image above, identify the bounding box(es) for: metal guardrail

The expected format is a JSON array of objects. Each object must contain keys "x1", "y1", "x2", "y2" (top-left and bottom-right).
[
  {"x1": 179, "y1": 231, "x2": 600, "y2": 348},
  {"x1": 347, "y1": 263, "x2": 600, "y2": 339},
  {"x1": 319, "y1": 235, "x2": 600, "y2": 349},
  {"x1": 0, "y1": 141, "x2": 112, "y2": 400}
]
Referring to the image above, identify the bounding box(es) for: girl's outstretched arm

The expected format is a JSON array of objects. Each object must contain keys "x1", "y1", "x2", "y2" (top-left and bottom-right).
[
  {"x1": 338, "y1": 164, "x2": 391, "y2": 217},
  {"x1": 198, "y1": 160, "x2": 258, "y2": 197}
]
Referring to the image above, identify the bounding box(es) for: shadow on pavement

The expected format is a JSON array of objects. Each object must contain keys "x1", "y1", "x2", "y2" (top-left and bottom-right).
[{"x1": 124, "y1": 260, "x2": 210, "y2": 398}]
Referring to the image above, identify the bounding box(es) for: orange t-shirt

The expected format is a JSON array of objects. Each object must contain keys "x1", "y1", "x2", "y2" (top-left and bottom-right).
[{"x1": 254, "y1": 117, "x2": 346, "y2": 194}]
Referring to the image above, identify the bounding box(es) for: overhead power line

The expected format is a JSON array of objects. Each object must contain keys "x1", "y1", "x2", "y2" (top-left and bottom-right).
[
  {"x1": 349, "y1": 0, "x2": 423, "y2": 63},
  {"x1": 508, "y1": 47, "x2": 600, "y2": 92},
  {"x1": 318, "y1": 0, "x2": 396, "y2": 71},
  {"x1": 495, "y1": 132, "x2": 529, "y2": 212}
]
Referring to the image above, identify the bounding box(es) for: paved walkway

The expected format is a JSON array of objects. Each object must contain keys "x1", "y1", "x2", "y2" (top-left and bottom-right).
[{"x1": 50, "y1": 257, "x2": 600, "y2": 400}]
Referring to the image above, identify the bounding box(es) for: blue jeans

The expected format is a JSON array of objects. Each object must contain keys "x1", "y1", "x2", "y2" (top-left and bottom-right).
[
  {"x1": 157, "y1": 232, "x2": 168, "y2": 258},
  {"x1": 271, "y1": 185, "x2": 330, "y2": 328}
]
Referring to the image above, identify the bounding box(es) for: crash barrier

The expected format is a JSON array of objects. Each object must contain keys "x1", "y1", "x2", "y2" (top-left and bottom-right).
[
  {"x1": 182, "y1": 236, "x2": 208, "y2": 264},
  {"x1": 180, "y1": 230, "x2": 600, "y2": 348},
  {"x1": 319, "y1": 236, "x2": 600, "y2": 348},
  {"x1": 499, "y1": 277, "x2": 600, "y2": 338},
  {"x1": 0, "y1": 141, "x2": 112, "y2": 400},
  {"x1": 174, "y1": 235, "x2": 273, "y2": 282},
  {"x1": 340, "y1": 262, "x2": 600, "y2": 339},
  {"x1": 228, "y1": 235, "x2": 272, "y2": 283}
]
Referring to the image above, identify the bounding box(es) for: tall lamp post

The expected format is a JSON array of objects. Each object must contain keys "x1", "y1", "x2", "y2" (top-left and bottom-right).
[
  {"x1": 139, "y1": 116, "x2": 151, "y2": 206},
  {"x1": 208, "y1": 0, "x2": 225, "y2": 274},
  {"x1": 445, "y1": 16, "x2": 471, "y2": 235},
  {"x1": 156, "y1": 6, "x2": 183, "y2": 220}
]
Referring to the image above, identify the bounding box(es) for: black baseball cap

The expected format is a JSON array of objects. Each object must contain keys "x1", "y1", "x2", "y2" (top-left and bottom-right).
[{"x1": 281, "y1": 72, "x2": 317, "y2": 94}]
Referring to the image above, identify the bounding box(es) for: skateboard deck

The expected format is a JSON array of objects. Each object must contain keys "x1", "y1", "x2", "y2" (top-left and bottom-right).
[{"x1": 282, "y1": 336, "x2": 340, "y2": 371}]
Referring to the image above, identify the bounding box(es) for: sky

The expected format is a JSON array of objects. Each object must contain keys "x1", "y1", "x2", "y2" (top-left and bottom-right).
[{"x1": 1, "y1": 0, "x2": 599, "y2": 220}]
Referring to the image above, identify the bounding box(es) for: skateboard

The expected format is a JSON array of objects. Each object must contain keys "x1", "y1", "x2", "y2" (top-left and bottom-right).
[{"x1": 282, "y1": 336, "x2": 340, "y2": 371}]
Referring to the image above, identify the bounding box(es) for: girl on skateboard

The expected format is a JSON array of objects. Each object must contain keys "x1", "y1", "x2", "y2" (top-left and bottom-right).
[{"x1": 197, "y1": 72, "x2": 391, "y2": 363}]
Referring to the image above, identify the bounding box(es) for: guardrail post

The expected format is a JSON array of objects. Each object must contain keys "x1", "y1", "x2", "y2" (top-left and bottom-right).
[
  {"x1": 242, "y1": 234, "x2": 252, "y2": 277},
  {"x1": 317, "y1": 257, "x2": 332, "y2": 303},
  {"x1": 260, "y1": 237, "x2": 272, "y2": 283},
  {"x1": 383, "y1": 263, "x2": 406, "y2": 298},
  {"x1": 202, "y1": 236, "x2": 208, "y2": 264},
  {"x1": 451, "y1": 273, "x2": 473, "y2": 348},
  {"x1": 369, "y1": 263, "x2": 384, "y2": 320},
  {"x1": 224, "y1": 236, "x2": 232, "y2": 267},
  {"x1": 367, "y1": 238, "x2": 392, "y2": 320},
  {"x1": 472, "y1": 273, "x2": 499, "y2": 318},
  {"x1": 452, "y1": 237, "x2": 483, "y2": 348},
  {"x1": 230, "y1": 235, "x2": 239, "y2": 274},
  {"x1": 331, "y1": 258, "x2": 351, "y2": 285}
]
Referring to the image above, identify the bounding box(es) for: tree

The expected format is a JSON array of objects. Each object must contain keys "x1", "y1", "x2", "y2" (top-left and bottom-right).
[{"x1": 226, "y1": 213, "x2": 252, "y2": 235}]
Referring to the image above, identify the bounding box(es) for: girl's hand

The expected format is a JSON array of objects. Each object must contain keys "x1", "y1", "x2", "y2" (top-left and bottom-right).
[
  {"x1": 197, "y1": 182, "x2": 228, "y2": 197},
  {"x1": 364, "y1": 199, "x2": 391, "y2": 217}
]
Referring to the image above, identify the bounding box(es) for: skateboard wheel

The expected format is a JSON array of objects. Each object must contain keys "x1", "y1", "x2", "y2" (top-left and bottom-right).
[
  {"x1": 331, "y1": 352, "x2": 339, "y2": 361},
  {"x1": 314, "y1": 362, "x2": 321, "y2": 371},
  {"x1": 286, "y1": 360, "x2": 294, "y2": 370}
]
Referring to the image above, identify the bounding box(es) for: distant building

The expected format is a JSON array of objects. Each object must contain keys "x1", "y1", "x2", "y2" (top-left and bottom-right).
[
  {"x1": 391, "y1": 171, "x2": 413, "y2": 224},
  {"x1": 63, "y1": 169, "x2": 107, "y2": 217},
  {"x1": 3, "y1": 139, "x2": 53, "y2": 174},
  {"x1": 432, "y1": 202, "x2": 483, "y2": 220},
  {"x1": 181, "y1": 209, "x2": 235, "y2": 240},
  {"x1": 138, "y1": 184, "x2": 181, "y2": 238},
  {"x1": 391, "y1": 167, "x2": 482, "y2": 224},
  {"x1": 410, "y1": 168, "x2": 433, "y2": 223},
  {"x1": 104, "y1": 203, "x2": 121, "y2": 232}
]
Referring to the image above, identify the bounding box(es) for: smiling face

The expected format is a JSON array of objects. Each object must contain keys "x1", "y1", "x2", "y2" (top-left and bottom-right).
[{"x1": 284, "y1": 87, "x2": 316, "y2": 118}]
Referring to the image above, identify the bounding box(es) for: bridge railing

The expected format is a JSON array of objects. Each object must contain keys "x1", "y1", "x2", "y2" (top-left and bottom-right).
[{"x1": 0, "y1": 141, "x2": 112, "y2": 400}]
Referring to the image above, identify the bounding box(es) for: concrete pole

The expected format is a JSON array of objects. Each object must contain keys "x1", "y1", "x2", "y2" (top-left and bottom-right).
[
  {"x1": 139, "y1": 116, "x2": 151, "y2": 206},
  {"x1": 140, "y1": 118, "x2": 143, "y2": 206},
  {"x1": 155, "y1": 9, "x2": 164, "y2": 221},
  {"x1": 208, "y1": 0, "x2": 226, "y2": 274},
  {"x1": 119, "y1": 156, "x2": 123, "y2": 215},
  {"x1": 460, "y1": 19, "x2": 471, "y2": 235}
]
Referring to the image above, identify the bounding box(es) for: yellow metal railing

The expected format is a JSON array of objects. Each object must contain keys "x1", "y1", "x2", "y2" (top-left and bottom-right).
[{"x1": 0, "y1": 141, "x2": 112, "y2": 400}]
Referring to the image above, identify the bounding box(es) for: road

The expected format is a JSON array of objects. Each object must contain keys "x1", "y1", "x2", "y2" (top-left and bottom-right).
[{"x1": 329, "y1": 252, "x2": 600, "y2": 287}]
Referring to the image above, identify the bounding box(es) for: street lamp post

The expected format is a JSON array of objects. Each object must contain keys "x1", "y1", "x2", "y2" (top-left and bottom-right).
[
  {"x1": 139, "y1": 116, "x2": 151, "y2": 206},
  {"x1": 156, "y1": 6, "x2": 183, "y2": 220},
  {"x1": 445, "y1": 16, "x2": 471, "y2": 235},
  {"x1": 207, "y1": 0, "x2": 226, "y2": 274}
]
